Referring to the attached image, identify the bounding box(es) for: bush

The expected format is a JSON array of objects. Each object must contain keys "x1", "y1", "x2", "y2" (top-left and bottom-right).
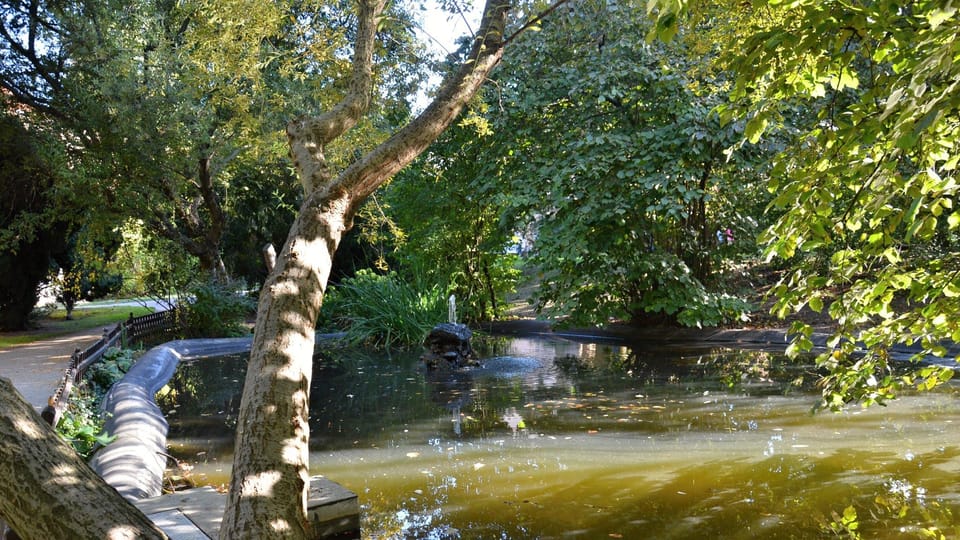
[
  {"x1": 85, "y1": 346, "x2": 136, "y2": 395},
  {"x1": 56, "y1": 347, "x2": 137, "y2": 457},
  {"x1": 183, "y1": 280, "x2": 255, "y2": 338},
  {"x1": 56, "y1": 391, "x2": 115, "y2": 459},
  {"x1": 636, "y1": 255, "x2": 753, "y2": 328},
  {"x1": 320, "y1": 269, "x2": 447, "y2": 348}
]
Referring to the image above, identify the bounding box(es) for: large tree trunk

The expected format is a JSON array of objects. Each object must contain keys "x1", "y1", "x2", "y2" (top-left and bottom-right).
[
  {"x1": 0, "y1": 378, "x2": 167, "y2": 540},
  {"x1": 221, "y1": 0, "x2": 512, "y2": 536},
  {"x1": 220, "y1": 189, "x2": 349, "y2": 538}
]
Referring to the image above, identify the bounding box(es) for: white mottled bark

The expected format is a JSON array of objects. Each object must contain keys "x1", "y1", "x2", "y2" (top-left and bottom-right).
[
  {"x1": 221, "y1": 0, "x2": 512, "y2": 537},
  {"x1": 0, "y1": 378, "x2": 167, "y2": 540}
]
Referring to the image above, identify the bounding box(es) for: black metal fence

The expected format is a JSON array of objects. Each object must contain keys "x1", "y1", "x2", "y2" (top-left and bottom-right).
[{"x1": 40, "y1": 308, "x2": 182, "y2": 427}]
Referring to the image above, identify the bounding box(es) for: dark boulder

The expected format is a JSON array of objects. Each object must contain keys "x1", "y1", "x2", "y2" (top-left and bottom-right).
[{"x1": 422, "y1": 323, "x2": 477, "y2": 370}]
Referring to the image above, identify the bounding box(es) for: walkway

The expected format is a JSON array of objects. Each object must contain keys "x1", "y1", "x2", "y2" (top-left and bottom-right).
[{"x1": 0, "y1": 327, "x2": 107, "y2": 411}]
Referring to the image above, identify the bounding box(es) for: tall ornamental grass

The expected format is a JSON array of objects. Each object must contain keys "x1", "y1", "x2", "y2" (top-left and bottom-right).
[{"x1": 320, "y1": 269, "x2": 447, "y2": 349}]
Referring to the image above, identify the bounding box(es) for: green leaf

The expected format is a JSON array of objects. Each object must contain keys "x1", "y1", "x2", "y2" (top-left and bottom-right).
[
  {"x1": 927, "y1": 7, "x2": 958, "y2": 29},
  {"x1": 745, "y1": 114, "x2": 768, "y2": 144},
  {"x1": 948, "y1": 212, "x2": 960, "y2": 229}
]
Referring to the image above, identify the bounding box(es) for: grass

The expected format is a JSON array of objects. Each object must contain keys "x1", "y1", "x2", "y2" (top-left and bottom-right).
[
  {"x1": 0, "y1": 305, "x2": 155, "y2": 348},
  {"x1": 322, "y1": 270, "x2": 447, "y2": 348}
]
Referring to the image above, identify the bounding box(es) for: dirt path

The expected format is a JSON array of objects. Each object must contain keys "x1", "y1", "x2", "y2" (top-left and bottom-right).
[{"x1": 0, "y1": 327, "x2": 107, "y2": 411}]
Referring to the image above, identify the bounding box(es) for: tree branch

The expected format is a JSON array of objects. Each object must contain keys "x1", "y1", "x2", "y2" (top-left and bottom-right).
[
  {"x1": 286, "y1": 0, "x2": 387, "y2": 193},
  {"x1": 337, "y1": 0, "x2": 512, "y2": 206},
  {"x1": 504, "y1": 0, "x2": 573, "y2": 46}
]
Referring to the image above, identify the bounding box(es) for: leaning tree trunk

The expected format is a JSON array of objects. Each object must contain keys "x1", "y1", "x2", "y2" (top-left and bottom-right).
[
  {"x1": 220, "y1": 0, "x2": 513, "y2": 536},
  {"x1": 0, "y1": 378, "x2": 167, "y2": 540}
]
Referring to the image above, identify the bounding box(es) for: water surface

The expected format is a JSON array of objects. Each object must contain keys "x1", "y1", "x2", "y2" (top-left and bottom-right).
[{"x1": 159, "y1": 335, "x2": 960, "y2": 538}]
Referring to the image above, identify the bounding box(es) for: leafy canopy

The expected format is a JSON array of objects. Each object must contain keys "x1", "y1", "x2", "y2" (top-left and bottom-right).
[
  {"x1": 649, "y1": 0, "x2": 960, "y2": 407},
  {"x1": 487, "y1": 0, "x2": 768, "y2": 327}
]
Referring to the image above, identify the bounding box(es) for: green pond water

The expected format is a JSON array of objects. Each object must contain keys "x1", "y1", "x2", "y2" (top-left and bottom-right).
[{"x1": 159, "y1": 335, "x2": 960, "y2": 539}]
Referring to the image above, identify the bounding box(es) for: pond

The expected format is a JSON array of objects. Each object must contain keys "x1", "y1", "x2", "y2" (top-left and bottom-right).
[{"x1": 158, "y1": 334, "x2": 960, "y2": 539}]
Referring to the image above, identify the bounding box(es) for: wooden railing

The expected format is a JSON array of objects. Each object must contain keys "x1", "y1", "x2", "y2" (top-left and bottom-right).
[{"x1": 41, "y1": 308, "x2": 182, "y2": 427}]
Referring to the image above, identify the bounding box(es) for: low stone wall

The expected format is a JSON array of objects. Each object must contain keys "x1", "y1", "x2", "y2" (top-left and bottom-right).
[{"x1": 89, "y1": 334, "x2": 345, "y2": 502}]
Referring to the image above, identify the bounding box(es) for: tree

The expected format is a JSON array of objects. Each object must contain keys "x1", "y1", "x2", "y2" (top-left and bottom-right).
[
  {"x1": 649, "y1": 1, "x2": 960, "y2": 407},
  {"x1": 0, "y1": 0, "x2": 423, "y2": 285},
  {"x1": 478, "y1": 0, "x2": 769, "y2": 327},
  {"x1": 0, "y1": 111, "x2": 68, "y2": 330},
  {"x1": 221, "y1": 0, "x2": 526, "y2": 533},
  {"x1": 51, "y1": 230, "x2": 124, "y2": 320},
  {"x1": 381, "y1": 109, "x2": 521, "y2": 322}
]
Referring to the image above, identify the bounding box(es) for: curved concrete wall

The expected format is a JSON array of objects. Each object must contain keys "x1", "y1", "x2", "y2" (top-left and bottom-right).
[{"x1": 89, "y1": 338, "x2": 253, "y2": 501}]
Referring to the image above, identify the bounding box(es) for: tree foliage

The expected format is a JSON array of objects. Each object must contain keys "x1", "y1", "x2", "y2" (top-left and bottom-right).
[
  {"x1": 486, "y1": 0, "x2": 769, "y2": 327},
  {"x1": 0, "y1": 111, "x2": 68, "y2": 329},
  {"x1": 50, "y1": 230, "x2": 124, "y2": 319},
  {"x1": 381, "y1": 109, "x2": 522, "y2": 322},
  {"x1": 0, "y1": 0, "x2": 428, "y2": 287},
  {"x1": 650, "y1": 0, "x2": 960, "y2": 407}
]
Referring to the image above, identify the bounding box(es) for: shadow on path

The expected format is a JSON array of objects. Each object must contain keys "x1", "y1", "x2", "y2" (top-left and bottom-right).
[{"x1": 0, "y1": 327, "x2": 107, "y2": 411}]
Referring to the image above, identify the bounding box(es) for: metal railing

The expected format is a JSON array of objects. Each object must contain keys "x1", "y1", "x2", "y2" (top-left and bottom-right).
[{"x1": 41, "y1": 308, "x2": 182, "y2": 427}]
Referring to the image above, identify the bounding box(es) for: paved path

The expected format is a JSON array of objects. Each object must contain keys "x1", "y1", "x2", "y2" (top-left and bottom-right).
[{"x1": 0, "y1": 327, "x2": 109, "y2": 411}]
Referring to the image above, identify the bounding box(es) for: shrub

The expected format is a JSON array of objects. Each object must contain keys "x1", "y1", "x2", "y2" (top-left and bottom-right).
[
  {"x1": 320, "y1": 269, "x2": 447, "y2": 348},
  {"x1": 57, "y1": 346, "x2": 138, "y2": 458},
  {"x1": 56, "y1": 390, "x2": 115, "y2": 459},
  {"x1": 636, "y1": 256, "x2": 753, "y2": 328},
  {"x1": 183, "y1": 279, "x2": 255, "y2": 338},
  {"x1": 85, "y1": 346, "x2": 136, "y2": 395}
]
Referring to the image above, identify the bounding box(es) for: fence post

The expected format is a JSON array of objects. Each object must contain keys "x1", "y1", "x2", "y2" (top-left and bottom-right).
[
  {"x1": 41, "y1": 348, "x2": 80, "y2": 428},
  {"x1": 123, "y1": 313, "x2": 135, "y2": 348}
]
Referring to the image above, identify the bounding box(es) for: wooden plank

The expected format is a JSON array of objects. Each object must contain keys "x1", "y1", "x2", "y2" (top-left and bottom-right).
[
  {"x1": 134, "y1": 477, "x2": 359, "y2": 539},
  {"x1": 146, "y1": 509, "x2": 210, "y2": 540}
]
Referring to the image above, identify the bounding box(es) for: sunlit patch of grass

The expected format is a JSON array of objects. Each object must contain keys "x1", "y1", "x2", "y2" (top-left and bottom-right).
[{"x1": 0, "y1": 305, "x2": 154, "y2": 348}]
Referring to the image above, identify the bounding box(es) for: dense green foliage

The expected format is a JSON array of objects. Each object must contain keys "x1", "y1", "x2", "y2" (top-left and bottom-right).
[
  {"x1": 50, "y1": 231, "x2": 124, "y2": 319},
  {"x1": 56, "y1": 392, "x2": 115, "y2": 459},
  {"x1": 648, "y1": 0, "x2": 960, "y2": 407},
  {"x1": 57, "y1": 347, "x2": 137, "y2": 458},
  {"x1": 368, "y1": 0, "x2": 776, "y2": 329},
  {"x1": 320, "y1": 269, "x2": 447, "y2": 348},
  {"x1": 182, "y1": 280, "x2": 255, "y2": 338},
  {"x1": 436, "y1": 0, "x2": 770, "y2": 327},
  {"x1": 84, "y1": 347, "x2": 137, "y2": 397},
  {"x1": 0, "y1": 113, "x2": 68, "y2": 329},
  {"x1": 0, "y1": 0, "x2": 429, "y2": 297},
  {"x1": 380, "y1": 118, "x2": 522, "y2": 322}
]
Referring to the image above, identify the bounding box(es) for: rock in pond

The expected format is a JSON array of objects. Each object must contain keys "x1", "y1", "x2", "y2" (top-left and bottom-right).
[{"x1": 422, "y1": 323, "x2": 477, "y2": 370}]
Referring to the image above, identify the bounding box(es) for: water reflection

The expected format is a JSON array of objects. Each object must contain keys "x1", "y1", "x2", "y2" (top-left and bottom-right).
[{"x1": 159, "y1": 335, "x2": 960, "y2": 538}]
